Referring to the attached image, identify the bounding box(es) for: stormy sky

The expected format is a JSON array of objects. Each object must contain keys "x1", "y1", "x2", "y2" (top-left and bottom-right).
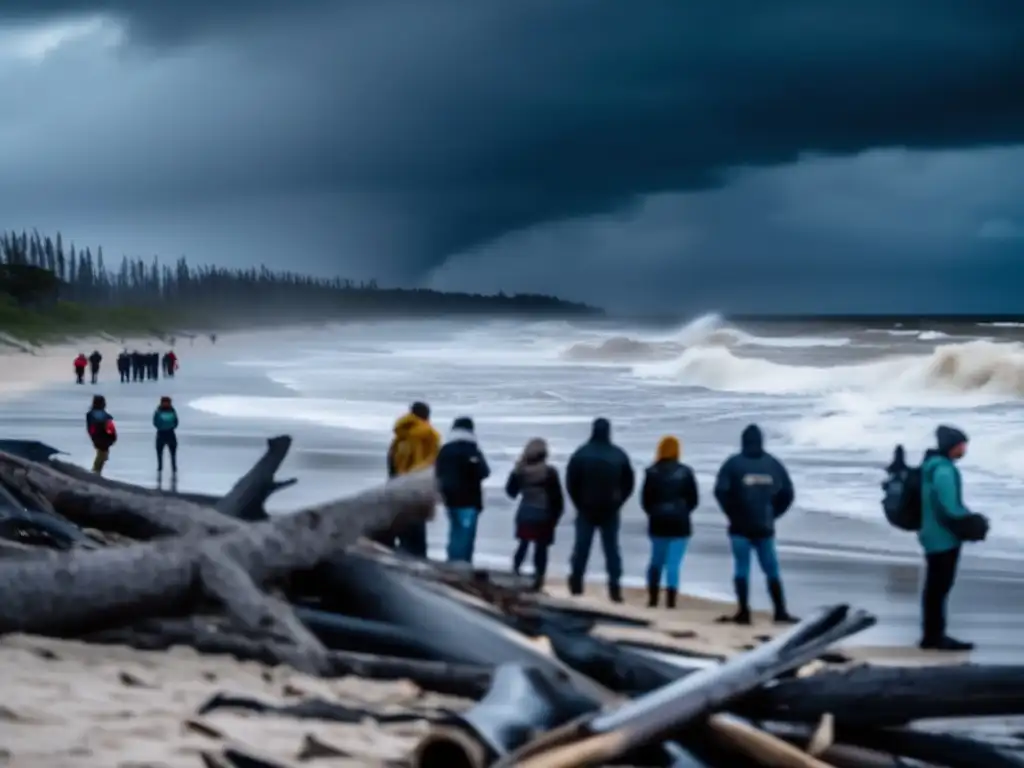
[{"x1": 1, "y1": 1, "x2": 1022, "y2": 314}]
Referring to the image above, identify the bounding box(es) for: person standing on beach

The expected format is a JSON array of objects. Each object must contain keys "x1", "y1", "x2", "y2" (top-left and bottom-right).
[
  {"x1": 918, "y1": 425, "x2": 983, "y2": 652},
  {"x1": 714, "y1": 424, "x2": 797, "y2": 625},
  {"x1": 117, "y1": 350, "x2": 130, "y2": 383},
  {"x1": 641, "y1": 436, "x2": 699, "y2": 609},
  {"x1": 506, "y1": 437, "x2": 564, "y2": 592},
  {"x1": 435, "y1": 416, "x2": 491, "y2": 563},
  {"x1": 88, "y1": 350, "x2": 102, "y2": 384},
  {"x1": 73, "y1": 353, "x2": 87, "y2": 385},
  {"x1": 85, "y1": 395, "x2": 117, "y2": 474},
  {"x1": 130, "y1": 350, "x2": 143, "y2": 381},
  {"x1": 566, "y1": 417, "x2": 635, "y2": 603},
  {"x1": 377, "y1": 401, "x2": 441, "y2": 556},
  {"x1": 153, "y1": 396, "x2": 179, "y2": 478}
]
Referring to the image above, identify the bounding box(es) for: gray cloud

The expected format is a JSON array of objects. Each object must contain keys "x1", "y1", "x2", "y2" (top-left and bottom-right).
[{"x1": 1, "y1": 1, "x2": 1023, "y2": 309}]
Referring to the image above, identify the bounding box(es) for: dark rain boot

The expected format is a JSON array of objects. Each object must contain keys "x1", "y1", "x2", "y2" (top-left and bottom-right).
[
  {"x1": 725, "y1": 577, "x2": 752, "y2": 625},
  {"x1": 568, "y1": 575, "x2": 583, "y2": 597},
  {"x1": 608, "y1": 583, "x2": 623, "y2": 604},
  {"x1": 646, "y1": 567, "x2": 660, "y2": 607},
  {"x1": 665, "y1": 588, "x2": 677, "y2": 609},
  {"x1": 768, "y1": 578, "x2": 799, "y2": 624}
]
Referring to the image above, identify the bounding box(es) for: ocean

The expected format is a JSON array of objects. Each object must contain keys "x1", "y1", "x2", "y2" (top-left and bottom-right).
[{"x1": 6, "y1": 315, "x2": 1024, "y2": 655}]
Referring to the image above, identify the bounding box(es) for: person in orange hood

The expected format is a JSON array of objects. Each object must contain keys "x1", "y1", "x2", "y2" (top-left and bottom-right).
[{"x1": 376, "y1": 401, "x2": 440, "y2": 556}]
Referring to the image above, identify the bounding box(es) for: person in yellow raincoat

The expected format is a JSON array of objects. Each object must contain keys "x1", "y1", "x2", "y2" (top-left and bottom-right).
[{"x1": 376, "y1": 401, "x2": 440, "y2": 555}]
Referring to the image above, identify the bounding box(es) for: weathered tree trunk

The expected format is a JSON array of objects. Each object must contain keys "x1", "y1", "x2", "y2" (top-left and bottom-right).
[
  {"x1": 738, "y1": 664, "x2": 1024, "y2": 726},
  {"x1": 84, "y1": 616, "x2": 492, "y2": 698},
  {"x1": 0, "y1": 468, "x2": 439, "y2": 674},
  {"x1": 322, "y1": 553, "x2": 616, "y2": 705},
  {"x1": 0, "y1": 435, "x2": 295, "y2": 540},
  {"x1": 48, "y1": 435, "x2": 297, "y2": 522},
  {"x1": 764, "y1": 721, "x2": 1024, "y2": 768},
  {"x1": 492, "y1": 605, "x2": 875, "y2": 768}
]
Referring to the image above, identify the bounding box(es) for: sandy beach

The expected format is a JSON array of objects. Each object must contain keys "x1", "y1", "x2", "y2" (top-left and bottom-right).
[{"x1": 2, "y1": 319, "x2": 1023, "y2": 765}]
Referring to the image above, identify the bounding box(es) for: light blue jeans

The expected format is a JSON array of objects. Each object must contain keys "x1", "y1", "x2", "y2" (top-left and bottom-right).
[
  {"x1": 446, "y1": 507, "x2": 479, "y2": 563},
  {"x1": 648, "y1": 536, "x2": 690, "y2": 589},
  {"x1": 729, "y1": 535, "x2": 781, "y2": 581}
]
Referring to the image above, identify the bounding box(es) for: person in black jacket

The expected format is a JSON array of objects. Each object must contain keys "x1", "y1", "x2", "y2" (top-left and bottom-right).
[
  {"x1": 566, "y1": 417, "x2": 635, "y2": 602},
  {"x1": 88, "y1": 350, "x2": 102, "y2": 384},
  {"x1": 641, "y1": 435, "x2": 699, "y2": 608},
  {"x1": 506, "y1": 437, "x2": 564, "y2": 592},
  {"x1": 435, "y1": 416, "x2": 490, "y2": 563},
  {"x1": 714, "y1": 424, "x2": 797, "y2": 625}
]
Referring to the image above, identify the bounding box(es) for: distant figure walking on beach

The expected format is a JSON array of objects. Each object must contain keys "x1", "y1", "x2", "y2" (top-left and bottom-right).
[
  {"x1": 436, "y1": 416, "x2": 491, "y2": 563},
  {"x1": 506, "y1": 437, "x2": 564, "y2": 592},
  {"x1": 378, "y1": 401, "x2": 441, "y2": 557},
  {"x1": 148, "y1": 352, "x2": 160, "y2": 380},
  {"x1": 641, "y1": 436, "x2": 699, "y2": 609},
  {"x1": 918, "y1": 425, "x2": 988, "y2": 651},
  {"x1": 88, "y1": 350, "x2": 102, "y2": 384},
  {"x1": 566, "y1": 417, "x2": 635, "y2": 603},
  {"x1": 85, "y1": 395, "x2": 117, "y2": 475},
  {"x1": 73, "y1": 353, "x2": 87, "y2": 385},
  {"x1": 117, "y1": 350, "x2": 130, "y2": 383},
  {"x1": 714, "y1": 424, "x2": 797, "y2": 625},
  {"x1": 153, "y1": 396, "x2": 179, "y2": 477},
  {"x1": 162, "y1": 351, "x2": 178, "y2": 378}
]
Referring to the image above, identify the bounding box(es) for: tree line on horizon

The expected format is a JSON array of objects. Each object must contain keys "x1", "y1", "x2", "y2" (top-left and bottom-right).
[{"x1": 0, "y1": 229, "x2": 596, "y2": 320}]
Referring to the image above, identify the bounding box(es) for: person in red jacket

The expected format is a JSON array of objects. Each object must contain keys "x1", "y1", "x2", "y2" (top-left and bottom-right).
[
  {"x1": 74, "y1": 353, "x2": 87, "y2": 385},
  {"x1": 86, "y1": 395, "x2": 118, "y2": 474}
]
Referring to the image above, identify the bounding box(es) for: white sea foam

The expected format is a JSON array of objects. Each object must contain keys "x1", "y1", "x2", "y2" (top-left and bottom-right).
[
  {"x1": 561, "y1": 313, "x2": 850, "y2": 362},
  {"x1": 634, "y1": 338, "x2": 1024, "y2": 402}
]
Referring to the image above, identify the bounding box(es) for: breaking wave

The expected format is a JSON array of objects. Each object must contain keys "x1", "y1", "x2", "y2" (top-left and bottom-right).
[
  {"x1": 635, "y1": 339, "x2": 1024, "y2": 400},
  {"x1": 562, "y1": 314, "x2": 850, "y2": 362}
]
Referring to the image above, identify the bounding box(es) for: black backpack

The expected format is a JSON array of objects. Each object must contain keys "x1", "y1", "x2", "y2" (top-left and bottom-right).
[{"x1": 881, "y1": 445, "x2": 922, "y2": 532}]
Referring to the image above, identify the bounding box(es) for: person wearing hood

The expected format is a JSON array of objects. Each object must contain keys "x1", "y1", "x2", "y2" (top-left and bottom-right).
[
  {"x1": 506, "y1": 437, "x2": 565, "y2": 591},
  {"x1": 85, "y1": 395, "x2": 117, "y2": 474},
  {"x1": 714, "y1": 424, "x2": 796, "y2": 625},
  {"x1": 918, "y1": 425, "x2": 978, "y2": 651},
  {"x1": 153, "y1": 396, "x2": 180, "y2": 476},
  {"x1": 566, "y1": 417, "x2": 635, "y2": 602},
  {"x1": 435, "y1": 416, "x2": 491, "y2": 563},
  {"x1": 641, "y1": 436, "x2": 699, "y2": 609},
  {"x1": 74, "y1": 353, "x2": 87, "y2": 385},
  {"x1": 379, "y1": 401, "x2": 441, "y2": 556},
  {"x1": 88, "y1": 350, "x2": 102, "y2": 384}
]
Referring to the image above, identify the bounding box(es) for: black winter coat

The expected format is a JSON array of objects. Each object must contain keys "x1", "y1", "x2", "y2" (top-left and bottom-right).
[
  {"x1": 566, "y1": 419, "x2": 635, "y2": 523},
  {"x1": 641, "y1": 459, "x2": 699, "y2": 538},
  {"x1": 435, "y1": 429, "x2": 491, "y2": 510},
  {"x1": 714, "y1": 425, "x2": 794, "y2": 539}
]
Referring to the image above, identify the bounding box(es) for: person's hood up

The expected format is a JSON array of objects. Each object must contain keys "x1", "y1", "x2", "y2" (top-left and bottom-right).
[
  {"x1": 393, "y1": 413, "x2": 434, "y2": 440},
  {"x1": 741, "y1": 424, "x2": 764, "y2": 457},
  {"x1": 655, "y1": 435, "x2": 680, "y2": 462},
  {"x1": 936, "y1": 425, "x2": 968, "y2": 456},
  {"x1": 590, "y1": 417, "x2": 611, "y2": 444},
  {"x1": 521, "y1": 437, "x2": 548, "y2": 463}
]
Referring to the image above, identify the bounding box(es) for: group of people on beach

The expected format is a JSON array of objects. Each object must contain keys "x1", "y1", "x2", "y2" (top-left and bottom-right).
[
  {"x1": 378, "y1": 400, "x2": 984, "y2": 653},
  {"x1": 116, "y1": 350, "x2": 178, "y2": 382},
  {"x1": 375, "y1": 401, "x2": 799, "y2": 626},
  {"x1": 84, "y1": 394, "x2": 180, "y2": 479},
  {"x1": 73, "y1": 350, "x2": 178, "y2": 384}
]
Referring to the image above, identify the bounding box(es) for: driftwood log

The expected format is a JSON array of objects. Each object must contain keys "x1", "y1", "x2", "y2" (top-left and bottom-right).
[
  {"x1": 0, "y1": 437, "x2": 296, "y2": 539},
  {"x1": 0, "y1": 462, "x2": 438, "y2": 675},
  {"x1": 83, "y1": 615, "x2": 492, "y2": 698}
]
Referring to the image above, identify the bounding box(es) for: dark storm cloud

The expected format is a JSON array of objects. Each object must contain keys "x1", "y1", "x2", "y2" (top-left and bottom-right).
[{"x1": 2, "y1": 0, "x2": 1024, "y2": 284}]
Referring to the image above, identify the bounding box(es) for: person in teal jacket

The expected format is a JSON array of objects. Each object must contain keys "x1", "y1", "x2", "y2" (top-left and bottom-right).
[
  {"x1": 153, "y1": 396, "x2": 179, "y2": 476},
  {"x1": 918, "y1": 425, "x2": 972, "y2": 652}
]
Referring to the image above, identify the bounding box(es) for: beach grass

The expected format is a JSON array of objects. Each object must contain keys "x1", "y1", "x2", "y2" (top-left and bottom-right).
[{"x1": 0, "y1": 297, "x2": 177, "y2": 343}]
